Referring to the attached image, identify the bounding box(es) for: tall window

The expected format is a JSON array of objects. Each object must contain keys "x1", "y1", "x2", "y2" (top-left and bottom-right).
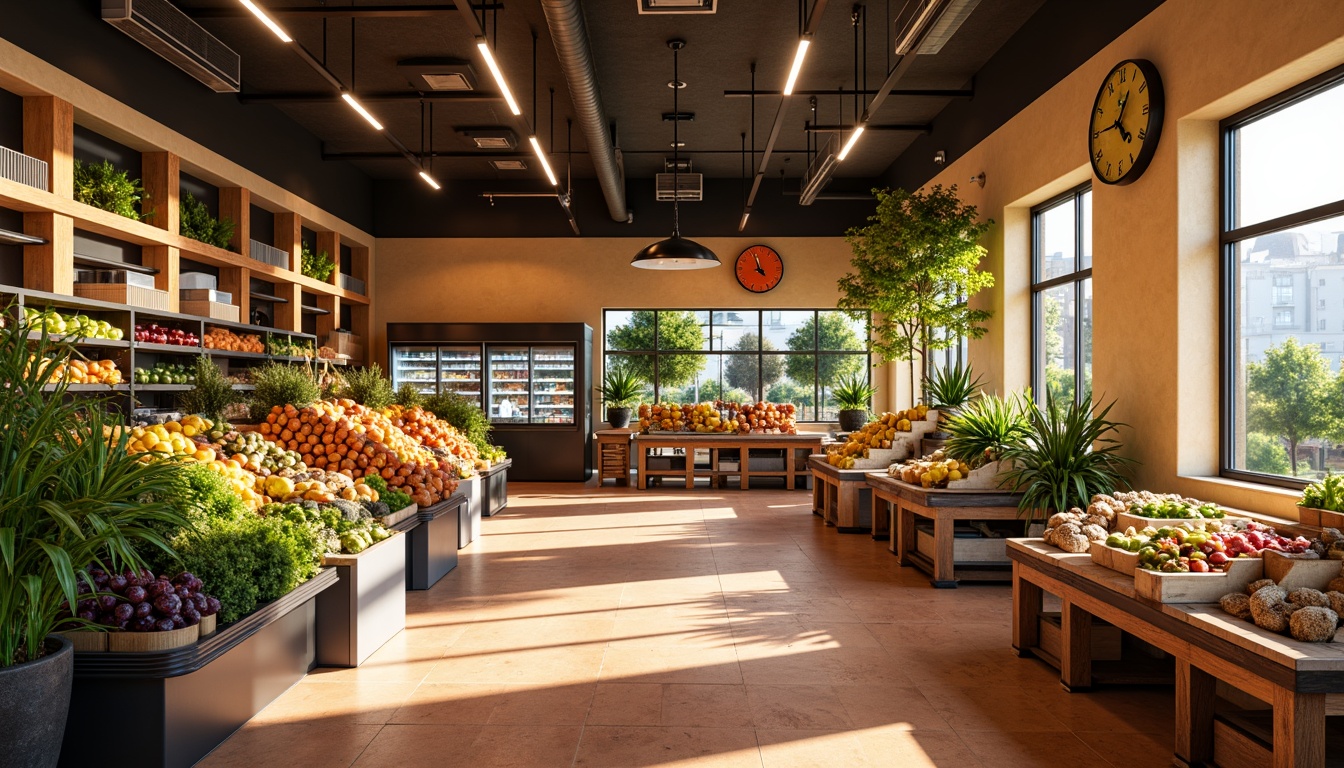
[
  {"x1": 1222, "y1": 68, "x2": 1344, "y2": 485},
  {"x1": 1032, "y1": 185, "x2": 1093, "y2": 405},
  {"x1": 603, "y1": 309, "x2": 871, "y2": 422}
]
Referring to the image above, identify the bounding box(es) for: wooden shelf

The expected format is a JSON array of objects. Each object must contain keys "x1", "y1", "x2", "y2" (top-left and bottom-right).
[
  {"x1": 134, "y1": 342, "x2": 202, "y2": 354},
  {"x1": 25, "y1": 332, "x2": 129, "y2": 348},
  {"x1": 135, "y1": 384, "x2": 193, "y2": 392}
]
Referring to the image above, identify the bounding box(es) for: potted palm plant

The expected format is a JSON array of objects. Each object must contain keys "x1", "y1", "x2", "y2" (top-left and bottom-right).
[
  {"x1": 0, "y1": 311, "x2": 187, "y2": 768},
  {"x1": 942, "y1": 392, "x2": 1030, "y2": 488},
  {"x1": 999, "y1": 392, "x2": 1136, "y2": 526},
  {"x1": 596, "y1": 365, "x2": 645, "y2": 429},
  {"x1": 832, "y1": 372, "x2": 876, "y2": 432}
]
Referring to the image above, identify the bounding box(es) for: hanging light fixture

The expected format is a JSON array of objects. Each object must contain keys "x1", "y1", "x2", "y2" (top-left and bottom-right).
[{"x1": 632, "y1": 40, "x2": 720, "y2": 270}]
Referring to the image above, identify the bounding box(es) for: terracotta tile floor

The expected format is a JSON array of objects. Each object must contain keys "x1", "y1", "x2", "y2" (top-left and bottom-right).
[{"x1": 200, "y1": 483, "x2": 1175, "y2": 767}]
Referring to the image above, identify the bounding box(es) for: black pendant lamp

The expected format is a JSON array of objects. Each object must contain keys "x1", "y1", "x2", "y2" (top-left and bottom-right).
[{"x1": 631, "y1": 40, "x2": 720, "y2": 270}]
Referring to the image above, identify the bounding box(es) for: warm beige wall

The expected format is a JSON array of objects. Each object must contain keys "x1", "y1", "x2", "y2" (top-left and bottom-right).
[
  {"x1": 923, "y1": 0, "x2": 1344, "y2": 517},
  {"x1": 372, "y1": 236, "x2": 911, "y2": 429}
]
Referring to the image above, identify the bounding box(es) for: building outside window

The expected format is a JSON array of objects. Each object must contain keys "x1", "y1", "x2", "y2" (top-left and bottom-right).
[
  {"x1": 1031, "y1": 184, "x2": 1092, "y2": 405},
  {"x1": 1222, "y1": 69, "x2": 1344, "y2": 484},
  {"x1": 603, "y1": 309, "x2": 871, "y2": 422}
]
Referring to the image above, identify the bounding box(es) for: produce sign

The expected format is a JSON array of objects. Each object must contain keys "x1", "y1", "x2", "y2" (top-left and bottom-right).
[
  {"x1": 69, "y1": 569, "x2": 219, "y2": 633},
  {"x1": 204, "y1": 327, "x2": 263, "y2": 353},
  {"x1": 23, "y1": 307, "x2": 123, "y2": 340},
  {"x1": 134, "y1": 362, "x2": 193, "y2": 385},
  {"x1": 637, "y1": 401, "x2": 797, "y2": 435},
  {"x1": 134, "y1": 322, "x2": 198, "y2": 347},
  {"x1": 259, "y1": 399, "x2": 458, "y2": 507}
]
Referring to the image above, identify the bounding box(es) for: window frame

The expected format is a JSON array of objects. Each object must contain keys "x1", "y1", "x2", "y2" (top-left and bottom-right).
[
  {"x1": 1030, "y1": 182, "x2": 1093, "y2": 406},
  {"x1": 1219, "y1": 64, "x2": 1344, "y2": 489},
  {"x1": 602, "y1": 308, "x2": 872, "y2": 422}
]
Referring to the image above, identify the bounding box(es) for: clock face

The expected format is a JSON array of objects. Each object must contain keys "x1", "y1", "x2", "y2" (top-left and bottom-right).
[
  {"x1": 1089, "y1": 59, "x2": 1164, "y2": 185},
  {"x1": 735, "y1": 245, "x2": 783, "y2": 293}
]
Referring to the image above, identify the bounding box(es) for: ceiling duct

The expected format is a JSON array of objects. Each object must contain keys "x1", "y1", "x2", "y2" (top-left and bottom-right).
[
  {"x1": 638, "y1": 0, "x2": 717, "y2": 13},
  {"x1": 541, "y1": 0, "x2": 631, "y2": 223},
  {"x1": 917, "y1": 0, "x2": 981, "y2": 53},
  {"x1": 398, "y1": 58, "x2": 479, "y2": 91},
  {"x1": 655, "y1": 171, "x2": 702, "y2": 201},
  {"x1": 102, "y1": 0, "x2": 241, "y2": 93},
  {"x1": 799, "y1": 133, "x2": 839, "y2": 205}
]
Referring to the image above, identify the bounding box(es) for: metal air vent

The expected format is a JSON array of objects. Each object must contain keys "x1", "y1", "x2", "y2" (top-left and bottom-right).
[
  {"x1": 459, "y1": 128, "x2": 519, "y2": 150},
  {"x1": 799, "y1": 133, "x2": 839, "y2": 205},
  {"x1": 102, "y1": 0, "x2": 240, "y2": 93},
  {"x1": 398, "y1": 58, "x2": 479, "y2": 91},
  {"x1": 490, "y1": 159, "x2": 528, "y2": 171},
  {"x1": 655, "y1": 172, "x2": 703, "y2": 201},
  {"x1": 638, "y1": 0, "x2": 717, "y2": 13},
  {"x1": 664, "y1": 158, "x2": 692, "y2": 173}
]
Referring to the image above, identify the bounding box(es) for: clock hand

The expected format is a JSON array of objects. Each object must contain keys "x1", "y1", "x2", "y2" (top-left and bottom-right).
[
  {"x1": 753, "y1": 253, "x2": 766, "y2": 276},
  {"x1": 1114, "y1": 91, "x2": 1133, "y2": 142}
]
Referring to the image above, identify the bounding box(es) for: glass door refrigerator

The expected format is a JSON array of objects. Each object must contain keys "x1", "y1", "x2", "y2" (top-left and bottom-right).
[{"x1": 386, "y1": 323, "x2": 593, "y2": 481}]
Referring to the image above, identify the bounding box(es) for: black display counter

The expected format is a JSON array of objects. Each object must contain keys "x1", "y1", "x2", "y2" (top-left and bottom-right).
[
  {"x1": 406, "y1": 493, "x2": 464, "y2": 589},
  {"x1": 61, "y1": 568, "x2": 339, "y2": 768},
  {"x1": 481, "y1": 458, "x2": 511, "y2": 517}
]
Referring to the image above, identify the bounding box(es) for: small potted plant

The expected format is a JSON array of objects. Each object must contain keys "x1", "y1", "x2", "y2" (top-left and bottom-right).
[
  {"x1": 596, "y1": 366, "x2": 645, "y2": 429},
  {"x1": 1299, "y1": 472, "x2": 1344, "y2": 527},
  {"x1": 832, "y1": 372, "x2": 876, "y2": 432},
  {"x1": 942, "y1": 392, "x2": 1030, "y2": 487},
  {"x1": 925, "y1": 360, "x2": 985, "y2": 429}
]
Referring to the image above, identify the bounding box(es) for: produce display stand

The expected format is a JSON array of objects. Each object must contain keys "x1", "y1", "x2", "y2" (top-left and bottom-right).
[
  {"x1": 315, "y1": 534, "x2": 407, "y2": 668},
  {"x1": 406, "y1": 492, "x2": 466, "y2": 589},
  {"x1": 596, "y1": 429, "x2": 634, "y2": 486},
  {"x1": 1009, "y1": 538, "x2": 1344, "y2": 768},
  {"x1": 867, "y1": 473, "x2": 1024, "y2": 588},
  {"x1": 457, "y1": 473, "x2": 482, "y2": 548},
  {"x1": 480, "y1": 457, "x2": 512, "y2": 516},
  {"x1": 634, "y1": 433, "x2": 822, "y2": 490},
  {"x1": 61, "y1": 568, "x2": 338, "y2": 768},
  {"x1": 808, "y1": 455, "x2": 874, "y2": 534}
]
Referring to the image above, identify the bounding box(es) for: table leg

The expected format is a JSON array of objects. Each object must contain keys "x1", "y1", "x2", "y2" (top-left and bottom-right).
[
  {"x1": 1059, "y1": 599, "x2": 1092, "y2": 692},
  {"x1": 786, "y1": 448, "x2": 796, "y2": 490},
  {"x1": 812, "y1": 472, "x2": 824, "y2": 516},
  {"x1": 872, "y1": 493, "x2": 889, "y2": 540},
  {"x1": 897, "y1": 505, "x2": 917, "y2": 567},
  {"x1": 741, "y1": 450, "x2": 750, "y2": 491},
  {"x1": 837, "y1": 481, "x2": 860, "y2": 532},
  {"x1": 824, "y1": 480, "x2": 837, "y2": 526},
  {"x1": 930, "y1": 512, "x2": 958, "y2": 588},
  {"x1": 1272, "y1": 686, "x2": 1326, "y2": 768},
  {"x1": 1011, "y1": 564, "x2": 1042, "y2": 657},
  {"x1": 1175, "y1": 660, "x2": 1216, "y2": 768},
  {"x1": 637, "y1": 444, "x2": 647, "y2": 490},
  {"x1": 684, "y1": 448, "x2": 694, "y2": 489}
]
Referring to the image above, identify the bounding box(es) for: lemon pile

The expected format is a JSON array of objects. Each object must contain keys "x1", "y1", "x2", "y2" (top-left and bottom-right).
[
  {"x1": 124, "y1": 416, "x2": 217, "y2": 463},
  {"x1": 890, "y1": 450, "x2": 973, "y2": 488}
]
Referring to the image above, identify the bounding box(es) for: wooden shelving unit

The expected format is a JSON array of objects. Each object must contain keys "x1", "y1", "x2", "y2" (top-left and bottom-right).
[{"x1": 0, "y1": 90, "x2": 373, "y2": 363}]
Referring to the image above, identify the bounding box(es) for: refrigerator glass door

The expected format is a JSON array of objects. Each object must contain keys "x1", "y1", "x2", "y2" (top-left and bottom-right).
[
  {"x1": 530, "y1": 345, "x2": 576, "y2": 425},
  {"x1": 392, "y1": 346, "x2": 438, "y2": 395},
  {"x1": 438, "y1": 345, "x2": 483, "y2": 405},
  {"x1": 488, "y1": 346, "x2": 531, "y2": 423}
]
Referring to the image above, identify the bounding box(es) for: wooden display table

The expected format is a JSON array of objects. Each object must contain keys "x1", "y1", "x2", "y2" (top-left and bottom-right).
[
  {"x1": 1009, "y1": 538, "x2": 1344, "y2": 768},
  {"x1": 867, "y1": 473, "x2": 1024, "y2": 588},
  {"x1": 595, "y1": 428, "x2": 635, "y2": 486},
  {"x1": 808, "y1": 455, "x2": 874, "y2": 534},
  {"x1": 634, "y1": 432, "x2": 822, "y2": 490}
]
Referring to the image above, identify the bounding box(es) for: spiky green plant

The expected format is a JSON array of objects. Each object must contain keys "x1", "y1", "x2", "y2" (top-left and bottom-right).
[
  {"x1": 340, "y1": 364, "x2": 395, "y2": 410},
  {"x1": 925, "y1": 360, "x2": 984, "y2": 409},
  {"x1": 426, "y1": 392, "x2": 492, "y2": 454},
  {"x1": 395, "y1": 382, "x2": 425, "y2": 409},
  {"x1": 250, "y1": 362, "x2": 320, "y2": 413},
  {"x1": 998, "y1": 392, "x2": 1137, "y2": 524},
  {"x1": 943, "y1": 392, "x2": 1030, "y2": 467},
  {"x1": 595, "y1": 365, "x2": 646, "y2": 408},
  {"x1": 832, "y1": 372, "x2": 877, "y2": 411},
  {"x1": 0, "y1": 309, "x2": 189, "y2": 666},
  {"x1": 178, "y1": 355, "x2": 240, "y2": 423}
]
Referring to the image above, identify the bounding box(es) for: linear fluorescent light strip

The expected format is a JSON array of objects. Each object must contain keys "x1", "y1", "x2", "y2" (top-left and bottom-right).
[
  {"x1": 782, "y1": 39, "x2": 810, "y2": 96},
  {"x1": 341, "y1": 93, "x2": 384, "y2": 130},
  {"x1": 529, "y1": 137, "x2": 558, "y2": 186},
  {"x1": 239, "y1": 0, "x2": 292, "y2": 43},
  {"x1": 477, "y1": 40, "x2": 522, "y2": 116},
  {"x1": 419, "y1": 171, "x2": 441, "y2": 190},
  {"x1": 837, "y1": 125, "x2": 865, "y2": 161}
]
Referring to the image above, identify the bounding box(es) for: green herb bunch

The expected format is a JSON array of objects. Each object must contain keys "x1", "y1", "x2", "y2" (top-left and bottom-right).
[
  {"x1": 395, "y1": 382, "x2": 425, "y2": 408},
  {"x1": 341, "y1": 364, "x2": 395, "y2": 410},
  {"x1": 179, "y1": 191, "x2": 235, "y2": 249},
  {"x1": 73, "y1": 158, "x2": 147, "y2": 221},
  {"x1": 178, "y1": 356, "x2": 240, "y2": 424},
  {"x1": 425, "y1": 391, "x2": 493, "y2": 454},
  {"x1": 172, "y1": 514, "x2": 320, "y2": 624},
  {"x1": 301, "y1": 242, "x2": 336, "y2": 282},
  {"x1": 250, "y1": 361, "x2": 320, "y2": 413}
]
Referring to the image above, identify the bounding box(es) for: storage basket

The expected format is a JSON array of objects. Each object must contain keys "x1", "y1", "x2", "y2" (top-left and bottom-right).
[{"x1": 73, "y1": 283, "x2": 170, "y2": 311}]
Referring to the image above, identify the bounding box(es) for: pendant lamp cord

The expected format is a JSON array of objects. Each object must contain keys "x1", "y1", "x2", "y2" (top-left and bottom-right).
[{"x1": 672, "y1": 43, "x2": 680, "y2": 238}]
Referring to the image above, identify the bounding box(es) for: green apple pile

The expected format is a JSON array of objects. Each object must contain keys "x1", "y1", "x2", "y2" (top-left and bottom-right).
[
  {"x1": 23, "y1": 307, "x2": 124, "y2": 340},
  {"x1": 134, "y1": 363, "x2": 193, "y2": 385}
]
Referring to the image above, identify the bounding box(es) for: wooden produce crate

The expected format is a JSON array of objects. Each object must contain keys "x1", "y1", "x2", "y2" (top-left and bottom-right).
[
  {"x1": 1113, "y1": 511, "x2": 1250, "y2": 533},
  {"x1": 1088, "y1": 539, "x2": 1141, "y2": 576},
  {"x1": 379, "y1": 502, "x2": 418, "y2": 529},
  {"x1": 1132, "y1": 556, "x2": 1264, "y2": 603},
  {"x1": 915, "y1": 524, "x2": 1010, "y2": 565},
  {"x1": 1261, "y1": 550, "x2": 1343, "y2": 590},
  {"x1": 57, "y1": 630, "x2": 108, "y2": 652},
  {"x1": 181, "y1": 299, "x2": 240, "y2": 322},
  {"x1": 1038, "y1": 611, "x2": 1122, "y2": 661},
  {"x1": 600, "y1": 438, "x2": 630, "y2": 483},
  {"x1": 74, "y1": 283, "x2": 170, "y2": 311},
  {"x1": 323, "y1": 330, "x2": 363, "y2": 360},
  {"x1": 107, "y1": 623, "x2": 200, "y2": 652}
]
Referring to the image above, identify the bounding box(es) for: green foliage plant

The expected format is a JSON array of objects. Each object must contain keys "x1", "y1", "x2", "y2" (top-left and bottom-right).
[
  {"x1": 395, "y1": 382, "x2": 425, "y2": 409},
  {"x1": 179, "y1": 191, "x2": 235, "y2": 249},
  {"x1": 839, "y1": 185, "x2": 995, "y2": 402},
  {"x1": 832, "y1": 372, "x2": 876, "y2": 411},
  {"x1": 250, "y1": 362, "x2": 320, "y2": 413},
  {"x1": 172, "y1": 513, "x2": 319, "y2": 624},
  {"x1": 363, "y1": 474, "x2": 413, "y2": 513},
  {"x1": 425, "y1": 391, "x2": 493, "y2": 453},
  {"x1": 943, "y1": 392, "x2": 1031, "y2": 467},
  {"x1": 925, "y1": 359, "x2": 985, "y2": 410},
  {"x1": 1301, "y1": 473, "x2": 1344, "y2": 514},
  {"x1": 606, "y1": 310, "x2": 705, "y2": 387},
  {"x1": 179, "y1": 356, "x2": 240, "y2": 424},
  {"x1": 301, "y1": 242, "x2": 337, "y2": 282},
  {"x1": 0, "y1": 310, "x2": 189, "y2": 665},
  {"x1": 73, "y1": 158, "x2": 147, "y2": 221},
  {"x1": 999, "y1": 392, "x2": 1136, "y2": 525},
  {"x1": 341, "y1": 364, "x2": 396, "y2": 410},
  {"x1": 1247, "y1": 337, "x2": 1338, "y2": 477},
  {"x1": 596, "y1": 365, "x2": 646, "y2": 408}
]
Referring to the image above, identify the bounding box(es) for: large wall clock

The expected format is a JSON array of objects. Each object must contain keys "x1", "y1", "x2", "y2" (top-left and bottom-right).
[
  {"x1": 735, "y1": 245, "x2": 783, "y2": 293},
  {"x1": 1089, "y1": 59, "x2": 1165, "y2": 185}
]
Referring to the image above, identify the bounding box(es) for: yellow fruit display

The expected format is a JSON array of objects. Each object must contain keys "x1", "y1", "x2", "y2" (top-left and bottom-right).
[
  {"x1": 207, "y1": 459, "x2": 268, "y2": 510},
  {"x1": 124, "y1": 416, "x2": 216, "y2": 461},
  {"x1": 889, "y1": 450, "x2": 973, "y2": 489}
]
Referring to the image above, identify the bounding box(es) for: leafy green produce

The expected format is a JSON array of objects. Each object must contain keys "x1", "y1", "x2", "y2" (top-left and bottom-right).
[
  {"x1": 172, "y1": 512, "x2": 320, "y2": 623},
  {"x1": 362, "y1": 474, "x2": 412, "y2": 512},
  {"x1": 1301, "y1": 473, "x2": 1344, "y2": 513},
  {"x1": 1128, "y1": 499, "x2": 1225, "y2": 519}
]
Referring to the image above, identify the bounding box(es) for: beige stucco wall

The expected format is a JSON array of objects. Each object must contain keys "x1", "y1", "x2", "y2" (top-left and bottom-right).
[{"x1": 923, "y1": 0, "x2": 1344, "y2": 517}]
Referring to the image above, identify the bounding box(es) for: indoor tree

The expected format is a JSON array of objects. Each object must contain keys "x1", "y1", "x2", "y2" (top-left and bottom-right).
[
  {"x1": 1246, "y1": 337, "x2": 1339, "y2": 476},
  {"x1": 606, "y1": 310, "x2": 706, "y2": 389},
  {"x1": 838, "y1": 185, "x2": 995, "y2": 401}
]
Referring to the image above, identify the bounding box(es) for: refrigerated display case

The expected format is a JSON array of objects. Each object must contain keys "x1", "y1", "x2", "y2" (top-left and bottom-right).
[{"x1": 386, "y1": 323, "x2": 593, "y2": 481}]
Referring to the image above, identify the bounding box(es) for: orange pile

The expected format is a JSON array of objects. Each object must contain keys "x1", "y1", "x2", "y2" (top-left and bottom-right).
[
  {"x1": 204, "y1": 327, "x2": 263, "y2": 353},
  {"x1": 382, "y1": 405, "x2": 481, "y2": 464}
]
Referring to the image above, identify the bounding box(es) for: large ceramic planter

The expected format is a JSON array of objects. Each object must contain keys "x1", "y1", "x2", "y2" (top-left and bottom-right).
[
  {"x1": 837, "y1": 409, "x2": 868, "y2": 432},
  {"x1": 0, "y1": 635, "x2": 73, "y2": 768},
  {"x1": 607, "y1": 407, "x2": 633, "y2": 429}
]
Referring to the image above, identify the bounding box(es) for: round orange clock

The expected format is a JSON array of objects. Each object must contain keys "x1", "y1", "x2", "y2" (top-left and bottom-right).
[{"x1": 735, "y1": 245, "x2": 783, "y2": 293}]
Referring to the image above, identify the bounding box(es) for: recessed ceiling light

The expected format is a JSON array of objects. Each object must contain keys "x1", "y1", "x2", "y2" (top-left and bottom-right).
[
  {"x1": 667, "y1": 80, "x2": 686, "y2": 89},
  {"x1": 638, "y1": 0, "x2": 717, "y2": 14},
  {"x1": 670, "y1": 141, "x2": 685, "y2": 148}
]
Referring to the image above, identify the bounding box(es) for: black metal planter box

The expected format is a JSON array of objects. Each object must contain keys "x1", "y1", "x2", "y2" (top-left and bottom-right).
[
  {"x1": 61, "y1": 568, "x2": 339, "y2": 768},
  {"x1": 406, "y1": 493, "x2": 465, "y2": 590},
  {"x1": 315, "y1": 533, "x2": 408, "y2": 668},
  {"x1": 481, "y1": 458, "x2": 511, "y2": 517}
]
